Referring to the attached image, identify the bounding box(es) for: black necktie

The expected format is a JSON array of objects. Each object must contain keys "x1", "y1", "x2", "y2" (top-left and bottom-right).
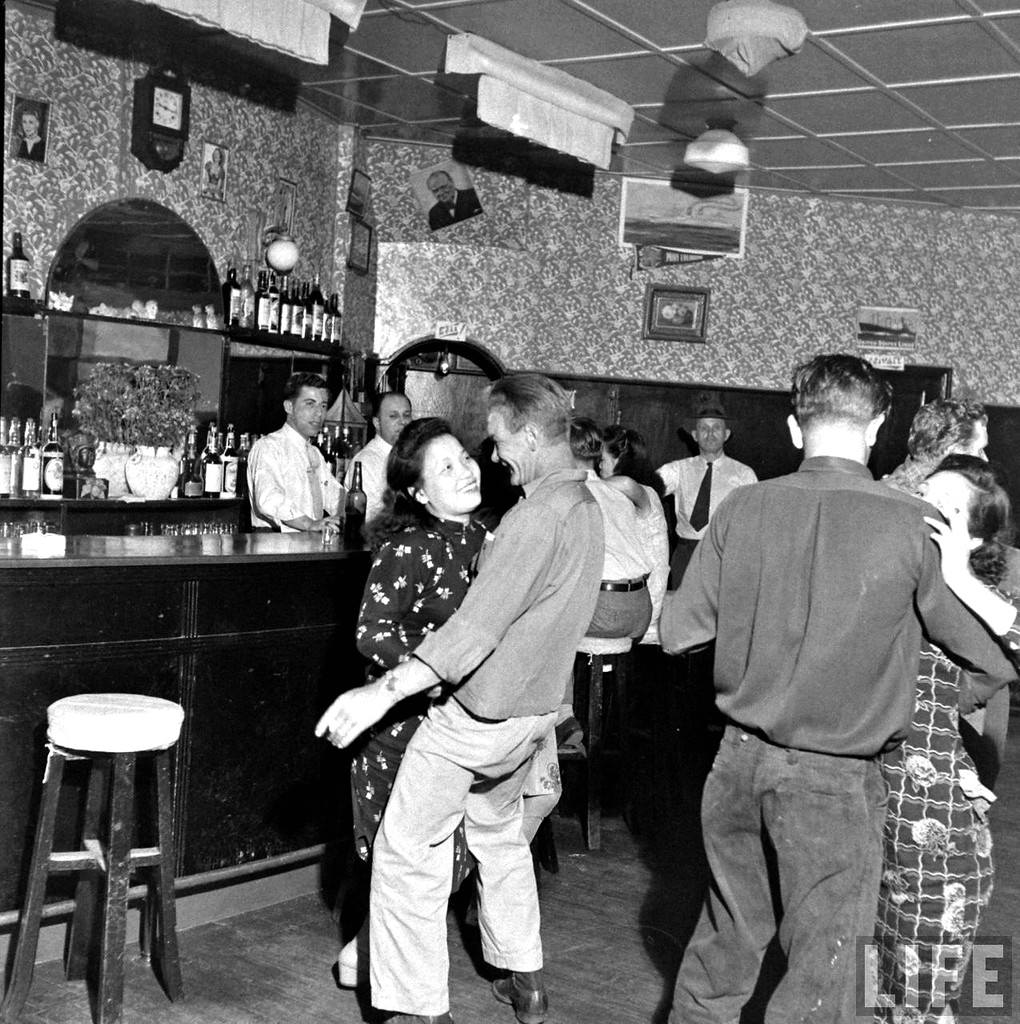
[{"x1": 690, "y1": 462, "x2": 713, "y2": 531}]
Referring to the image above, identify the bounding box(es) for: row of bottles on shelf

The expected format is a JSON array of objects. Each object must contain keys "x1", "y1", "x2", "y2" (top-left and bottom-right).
[
  {"x1": 223, "y1": 264, "x2": 342, "y2": 344},
  {"x1": 178, "y1": 423, "x2": 249, "y2": 500},
  {"x1": 0, "y1": 414, "x2": 63, "y2": 498}
]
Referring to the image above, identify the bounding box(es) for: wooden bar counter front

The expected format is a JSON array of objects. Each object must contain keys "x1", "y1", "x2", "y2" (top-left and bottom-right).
[{"x1": 0, "y1": 534, "x2": 371, "y2": 915}]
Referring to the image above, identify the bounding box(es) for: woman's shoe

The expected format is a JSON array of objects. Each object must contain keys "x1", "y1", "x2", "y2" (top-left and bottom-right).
[{"x1": 336, "y1": 936, "x2": 368, "y2": 988}]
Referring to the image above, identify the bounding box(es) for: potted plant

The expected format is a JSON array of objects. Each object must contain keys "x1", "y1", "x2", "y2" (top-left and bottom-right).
[{"x1": 74, "y1": 362, "x2": 200, "y2": 499}]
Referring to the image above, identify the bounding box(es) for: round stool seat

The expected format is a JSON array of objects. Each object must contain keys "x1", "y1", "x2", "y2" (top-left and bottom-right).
[{"x1": 48, "y1": 693, "x2": 184, "y2": 753}]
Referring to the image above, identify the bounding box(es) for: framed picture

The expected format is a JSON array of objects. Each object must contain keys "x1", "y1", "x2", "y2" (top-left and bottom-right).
[
  {"x1": 199, "y1": 141, "x2": 228, "y2": 201},
  {"x1": 9, "y1": 94, "x2": 50, "y2": 164},
  {"x1": 642, "y1": 284, "x2": 710, "y2": 342},
  {"x1": 272, "y1": 176, "x2": 297, "y2": 233},
  {"x1": 347, "y1": 217, "x2": 372, "y2": 275},
  {"x1": 346, "y1": 168, "x2": 372, "y2": 218},
  {"x1": 411, "y1": 158, "x2": 484, "y2": 232}
]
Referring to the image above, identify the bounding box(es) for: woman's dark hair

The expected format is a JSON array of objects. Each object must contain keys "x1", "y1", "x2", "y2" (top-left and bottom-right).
[
  {"x1": 365, "y1": 417, "x2": 454, "y2": 550},
  {"x1": 930, "y1": 454, "x2": 1014, "y2": 585},
  {"x1": 569, "y1": 416, "x2": 602, "y2": 470},
  {"x1": 602, "y1": 424, "x2": 664, "y2": 496}
]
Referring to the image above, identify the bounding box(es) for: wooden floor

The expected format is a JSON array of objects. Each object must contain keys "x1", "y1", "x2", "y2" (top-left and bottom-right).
[{"x1": 11, "y1": 713, "x2": 1020, "y2": 1024}]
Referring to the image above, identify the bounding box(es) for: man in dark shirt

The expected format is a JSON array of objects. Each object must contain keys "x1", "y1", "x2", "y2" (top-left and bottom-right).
[
  {"x1": 660, "y1": 353, "x2": 1014, "y2": 1024},
  {"x1": 316, "y1": 372, "x2": 603, "y2": 1024},
  {"x1": 427, "y1": 169, "x2": 484, "y2": 230}
]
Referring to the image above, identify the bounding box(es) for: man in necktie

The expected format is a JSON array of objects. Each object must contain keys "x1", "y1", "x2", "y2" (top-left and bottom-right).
[
  {"x1": 657, "y1": 402, "x2": 758, "y2": 587},
  {"x1": 426, "y1": 168, "x2": 484, "y2": 231}
]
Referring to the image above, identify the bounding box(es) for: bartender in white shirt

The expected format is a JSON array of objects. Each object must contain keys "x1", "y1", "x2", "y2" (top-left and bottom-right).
[
  {"x1": 344, "y1": 391, "x2": 412, "y2": 522},
  {"x1": 248, "y1": 372, "x2": 343, "y2": 532}
]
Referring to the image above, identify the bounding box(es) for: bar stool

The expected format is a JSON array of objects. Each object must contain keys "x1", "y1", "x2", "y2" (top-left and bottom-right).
[{"x1": 1, "y1": 693, "x2": 185, "y2": 1024}]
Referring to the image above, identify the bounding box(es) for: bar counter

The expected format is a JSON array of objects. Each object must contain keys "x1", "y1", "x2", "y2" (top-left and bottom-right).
[{"x1": 0, "y1": 533, "x2": 372, "y2": 913}]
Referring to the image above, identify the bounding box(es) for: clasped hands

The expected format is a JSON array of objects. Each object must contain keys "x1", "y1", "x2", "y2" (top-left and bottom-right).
[{"x1": 314, "y1": 657, "x2": 440, "y2": 749}]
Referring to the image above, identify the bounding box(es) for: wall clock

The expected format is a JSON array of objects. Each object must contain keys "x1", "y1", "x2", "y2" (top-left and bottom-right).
[{"x1": 131, "y1": 68, "x2": 191, "y2": 173}]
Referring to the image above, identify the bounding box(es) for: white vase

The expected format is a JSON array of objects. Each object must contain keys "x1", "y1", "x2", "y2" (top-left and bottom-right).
[
  {"x1": 93, "y1": 441, "x2": 133, "y2": 498},
  {"x1": 125, "y1": 446, "x2": 179, "y2": 501}
]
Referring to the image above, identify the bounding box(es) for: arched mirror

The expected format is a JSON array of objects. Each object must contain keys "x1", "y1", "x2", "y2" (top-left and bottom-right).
[{"x1": 48, "y1": 199, "x2": 220, "y2": 319}]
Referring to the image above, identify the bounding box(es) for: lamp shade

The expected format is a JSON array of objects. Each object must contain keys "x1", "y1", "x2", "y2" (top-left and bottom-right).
[
  {"x1": 684, "y1": 129, "x2": 749, "y2": 174},
  {"x1": 265, "y1": 234, "x2": 299, "y2": 274},
  {"x1": 705, "y1": 0, "x2": 808, "y2": 77}
]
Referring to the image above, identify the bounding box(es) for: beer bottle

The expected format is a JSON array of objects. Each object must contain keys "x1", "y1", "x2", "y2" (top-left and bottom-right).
[{"x1": 343, "y1": 462, "x2": 367, "y2": 546}]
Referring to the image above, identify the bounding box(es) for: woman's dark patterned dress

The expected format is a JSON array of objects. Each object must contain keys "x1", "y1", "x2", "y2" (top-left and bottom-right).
[
  {"x1": 350, "y1": 517, "x2": 487, "y2": 889},
  {"x1": 874, "y1": 609, "x2": 1019, "y2": 1023}
]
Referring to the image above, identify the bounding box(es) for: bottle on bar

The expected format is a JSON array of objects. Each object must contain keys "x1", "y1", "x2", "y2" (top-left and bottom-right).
[
  {"x1": 7, "y1": 418, "x2": 23, "y2": 498},
  {"x1": 267, "y1": 272, "x2": 281, "y2": 333},
  {"x1": 308, "y1": 272, "x2": 326, "y2": 342},
  {"x1": 20, "y1": 418, "x2": 41, "y2": 497},
  {"x1": 180, "y1": 426, "x2": 204, "y2": 498},
  {"x1": 292, "y1": 280, "x2": 308, "y2": 338},
  {"x1": 343, "y1": 461, "x2": 367, "y2": 546},
  {"x1": 255, "y1": 271, "x2": 271, "y2": 332},
  {"x1": 7, "y1": 231, "x2": 30, "y2": 299},
  {"x1": 41, "y1": 413, "x2": 63, "y2": 498},
  {"x1": 0, "y1": 417, "x2": 11, "y2": 498},
  {"x1": 220, "y1": 424, "x2": 238, "y2": 498},
  {"x1": 223, "y1": 264, "x2": 242, "y2": 328},
  {"x1": 239, "y1": 263, "x2": 255, "y2": 329},
  {"x1": 279, "y1": 279, "x2": 293, "y2": 335},
  {"x1": 201, "y1": 423, "x2": 223, "y2": 497}
]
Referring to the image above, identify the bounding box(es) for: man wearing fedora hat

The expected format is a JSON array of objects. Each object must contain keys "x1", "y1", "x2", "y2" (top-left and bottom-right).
[{"x1": 657, "y1": 401, "x2": 757, "y2": 586}]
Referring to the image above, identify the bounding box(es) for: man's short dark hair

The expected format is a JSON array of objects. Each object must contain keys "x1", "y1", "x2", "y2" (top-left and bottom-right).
[
  {"x1": 370, "y1": 390, "x2": 409, "y2": 419},
  {"x1": 907, "y1": 399, "x2": 987, "y2": 459},
  {"x1": 791, "y1": 354, "x2": 892, "y2": 429},
  {"x1": 283, "y1": 371, "x2": 328, "y2": 402},
  {"x1": 488, "y1": 373, "x2": 571, "y2": 442}
]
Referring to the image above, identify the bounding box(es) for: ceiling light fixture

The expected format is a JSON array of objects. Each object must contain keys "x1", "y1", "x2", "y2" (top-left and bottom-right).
[
  {"x1": 684, "y1": 129, "x2": 749, "y2": 175},
  {"x1": 705, "y1": 0, "x2": 808, "y2": 77}
]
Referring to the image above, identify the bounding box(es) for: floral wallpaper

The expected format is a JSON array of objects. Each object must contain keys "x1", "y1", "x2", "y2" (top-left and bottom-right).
[
  {"x1": 366, "y1": 141, "x2": 1020, "y2": 405},
  {"x1": 3, "y1": 4, "x2": 356, "y2": 314}
]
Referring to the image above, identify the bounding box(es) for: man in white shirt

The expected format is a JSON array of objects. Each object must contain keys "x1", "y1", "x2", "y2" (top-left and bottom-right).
[
  {"x1": 657, "y1": 403, "x2": 757, "y2": 585},
  {"x1": 248, "y1": 372, "x2": 343, "y2": 532},
  {"x1": 344, "y1": 391, "x2": 412, "y2": 521}
]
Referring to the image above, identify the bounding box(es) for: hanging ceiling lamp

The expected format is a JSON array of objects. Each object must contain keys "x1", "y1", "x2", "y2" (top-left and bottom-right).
[
  {"x1": 705, "y1": 0, "x2": 808, "y2": 77},
  {"x1": 684, "y1": 128, "x2": 749, "y2": 174}
]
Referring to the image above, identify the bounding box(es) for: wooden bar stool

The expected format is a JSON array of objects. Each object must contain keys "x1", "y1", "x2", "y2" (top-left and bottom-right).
[{"x1": 1, "y1": 693, "x2": 185, "y2": 1024}]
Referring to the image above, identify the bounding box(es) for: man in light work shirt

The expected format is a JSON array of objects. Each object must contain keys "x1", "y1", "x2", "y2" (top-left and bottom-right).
[
  {"x1": 247, "y1": 372, "x2": 342, "y2": 533},
  {"x1": 657, "y1": 402, "x2": 757, "y2": 585},
  {"x1": 317, "y1": 372, "x2": 604, "y2": 1024},
  {"x1": 345, "y1": 391, "x2": 412, "y2": 521}
]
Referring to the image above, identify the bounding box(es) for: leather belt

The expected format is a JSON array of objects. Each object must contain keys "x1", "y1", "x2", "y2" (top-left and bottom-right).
[{"x1": 599, "y1": 578, "x2": 647, "y2": 592}]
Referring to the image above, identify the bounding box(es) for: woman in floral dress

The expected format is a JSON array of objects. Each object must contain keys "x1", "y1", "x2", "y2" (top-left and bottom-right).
[{"x1": 874, "y1": 455, "x2": 1019, "y2": 1023}]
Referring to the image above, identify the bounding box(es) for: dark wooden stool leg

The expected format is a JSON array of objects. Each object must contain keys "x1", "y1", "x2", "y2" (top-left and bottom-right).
[
  {"x1": 0, "y1": 749, "x2": 66, "y2": 1024},
  {"x1": 615, "y1": 652, "x2": 635, "y2": 833},
  {"x1": 149, "y1": 748, "x2": 183, "y2": 1000},
  {"x1": 584, "y1": 654, "x2": 604, "y2": 851},
  {"x1": 96, "y1": 753, "x2": 134, "y2": 1024},
  {"x1": 66, "y1": 756, "x2": 108, "y2": 981}
]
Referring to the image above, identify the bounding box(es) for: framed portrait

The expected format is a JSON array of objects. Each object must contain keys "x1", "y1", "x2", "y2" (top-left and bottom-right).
[
  {"x1": 10, "y1": 94, "x2": 50, "y2": 164},
  {"x1": 642, "y1": 284, "x2": 710, "y2": 342},
  {"x1": 346, "y1": 168, "x2": 372, "y2": 218},
  {"x1": 347, "y1": 217, "x2": 372, "y2": 275},
  {"x1": 411, "y1": 158, "x2": 484, "y2": 232},
  {"x1": 199, "y1": 141, "x2": 228, "y2": 201},
  {"x1": 272, "y1": 176, "x2": 297, "y2": 233}
]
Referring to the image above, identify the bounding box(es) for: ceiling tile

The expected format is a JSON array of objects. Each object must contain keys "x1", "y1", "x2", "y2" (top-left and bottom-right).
[
  {"x1": 764, "y1": 91, "x2": 932, "y2": 133},
  {"x1": 577, "y1": 0, "x2": 719, "y2": 50},
  {"x1": 820, "y1": 130, "x2": 989, "y2": 164},
  {"x1": 770, "y1": 164, "x2": 917, "y2": 191},
  {"x1": 560, "y1": 54, "x2": 690, "y2": 106},
  {"x1": 807, "y1": 2, "x2": 974, "y2": 33},
  {"x1": 953, "y1": 125, "x2": 1020, "y2": 157},
  {"x1": 347, "y1": 10, "x2": 452, "y2": 74},
  {"x1": 308, "y1": 75, "x2": 467, "y2": 122},
  {"x1": 883, "y1": 160, "x2": 1020, "y2": 188},
  {"x1": 750, "y1": 135, "x2": 869, "y2": 168},
  {"x1": 921, "y1": 186, "x2": 1020, "y2": 208},
  {"x1": 901, "y1": 78, "x2": 1020, "y2": 126}
]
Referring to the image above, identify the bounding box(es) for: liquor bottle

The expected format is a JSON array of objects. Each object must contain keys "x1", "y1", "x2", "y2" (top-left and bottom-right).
[
  {"x1": 239, "y1": 263, "x2": 256, "y2": 329},
  {"x1": 255, "y1": 271, "x2": 271, "y2": 332},
  {"x1": 308, "y1": 273, "x2": 326, "y2": 342},
  {"x1": 201, "y1": 423, "x2": 223, "y2": 497},
  {"x1": 20, "y1": 418, "x2": 41, "y2": 497},
  {"x1": 223, "y1": 265, "x2": 242, "y2": 328},
  {"x1": 41, "y1": 413, "x2": 63, "y2": 498},
  {"x1": 7, "y1": 418, "x2": 23, "y2": 498},
  {"x1": 220, "y1": 424, "x2": 239, "y2": 497},
  {"x1": 0, "y1": 418, "x2": 11, "y2": 499},
  {"x1": 267, "y1": 272, "x2": 281, "y2": 333},
  {"x1": 7, "y1": 231, "x2": 30, "y2": 299},
  {"x1": 291, "y1": 280, "x2": 307, "y2": 337},
  {"x1": 279, "y1": 280, "x2": 293, "y2": 335},
  {"x1": 328, "y1": 293, "x2": 343, "y2": 345},
  {"x1": 343, "y1": 461, "x2": 367, "y2": 546},
  {"x1": 180, "y1": 426, "x2": 204, "y2": 498},
  {"x1": 235, "y1": 432, "x2": 250, "y2": 503}
]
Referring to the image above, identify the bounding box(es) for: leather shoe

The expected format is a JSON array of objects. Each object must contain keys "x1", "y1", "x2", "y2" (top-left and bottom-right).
[
  {"x1": 387, "y1": 1014, "x2": 454, "y2": 1023},
  {"x1": 492, "y1": 971, "x2": 548, "y2": 1024}
]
